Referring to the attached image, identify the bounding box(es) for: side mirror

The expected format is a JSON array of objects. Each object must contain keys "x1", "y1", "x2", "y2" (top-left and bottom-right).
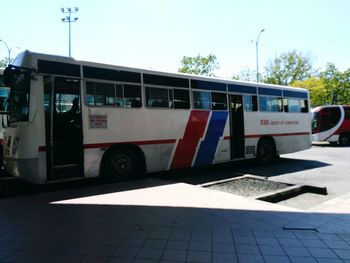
[{"x1": 3, "y1": 66, "x2": 20, "y2": 88}]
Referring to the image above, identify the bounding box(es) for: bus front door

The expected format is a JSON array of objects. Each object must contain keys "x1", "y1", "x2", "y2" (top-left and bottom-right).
[
  {"x1": 44, "y1": 76, "x2": 84, "y2": 181},
  {"x1": 229, "y1": 95, "x2": 245, "y2": 159}
]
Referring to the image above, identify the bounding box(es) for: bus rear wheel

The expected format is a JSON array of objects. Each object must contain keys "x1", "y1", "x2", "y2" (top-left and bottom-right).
[
  {"x1": 103, "y1": 148, "x2": 141, "y2": 180},
  {"x1": 339, "y1": 134, "x2": 350, "y2": 146},
  {"x1": 257, "y1": 138, "x2": 276, "y2": 165}
]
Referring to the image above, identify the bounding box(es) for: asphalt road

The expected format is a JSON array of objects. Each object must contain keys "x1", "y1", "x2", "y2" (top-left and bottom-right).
[{"x1": 1, "y1": 143, "x2": 349, "y2": 211}]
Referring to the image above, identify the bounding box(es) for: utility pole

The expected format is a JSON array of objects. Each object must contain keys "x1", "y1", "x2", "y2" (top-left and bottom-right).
[{"x1": 61, "y1": 7, "x2": 79, "y2": 57}]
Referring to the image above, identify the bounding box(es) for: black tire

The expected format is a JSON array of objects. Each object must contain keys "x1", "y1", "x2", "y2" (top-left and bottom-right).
[
  {"x1": 102, "y1": 148, "x2": 142, "y2": 180},
  {"x1": 339, "y1": 134, "x2": 350, "y2": 146},
  {"x1": 257, "y1": 138, "x2": 276, "y2": 165}
]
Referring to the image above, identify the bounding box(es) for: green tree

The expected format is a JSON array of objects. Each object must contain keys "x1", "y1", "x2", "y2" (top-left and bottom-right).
[
  {"x1": 320, "y1": 63, "x2": 350, "y2": 105},
  {"x1": 0, "y1": 58, "x2": 7, "y2": 68},
  {"x1": 237, "y1": 67, "x2": 256, "y2": 82},
  {"x1": 291, "y1": 78, "x2": 326, "y2": 107},
  {"x1": 263, "y1": 50, "x2": 314, "y2": 86},
  {"x1": 178, "y1": 54, "x2": 219, "y2": 77}
]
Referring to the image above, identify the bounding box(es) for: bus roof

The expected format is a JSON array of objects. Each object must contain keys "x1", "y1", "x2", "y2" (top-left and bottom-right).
[
  {"x1": 312, "y1": 105, "x2": 350, "y2": 112},
  {"x1": 11, "y1": 50, "x2": 308, "y2": 94}
]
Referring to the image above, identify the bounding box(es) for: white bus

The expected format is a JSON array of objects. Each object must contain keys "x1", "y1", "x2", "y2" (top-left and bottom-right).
[
  {"x1": 3, "y1": 51, "x2": 311, "y2": 184},
  {"x1": 0, "y1": 69, "x2": 10, "y2": 166}
]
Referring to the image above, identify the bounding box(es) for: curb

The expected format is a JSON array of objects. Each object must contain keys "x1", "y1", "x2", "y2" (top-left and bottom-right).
[{"x1": 255, "y1": 184, "x2": 328, "y2": 203}]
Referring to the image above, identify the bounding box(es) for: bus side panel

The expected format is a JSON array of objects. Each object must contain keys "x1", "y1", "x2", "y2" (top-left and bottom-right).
[
  {"x1": 82, "y1": 107, "x2": 191, "y2": 175},
  {"x1": 244, "y1": 111, "x2": 311, "y2": 155},
  {"x1": 141, "y1": 144, "x2": 175, "y2": 172},
  {"x1": 274, "y1": 134, "x2": 311, "y2": 155},
  {"x1": 84, "y1": 148, "x2": 104, "y2": 178},
  {"x1": 213, "y1": 138, "x2": 230, "y2": 163}
]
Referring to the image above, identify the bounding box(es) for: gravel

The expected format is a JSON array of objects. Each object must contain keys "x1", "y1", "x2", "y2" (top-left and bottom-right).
[{"x1": 205, "y1": 177, "x2": 290, "y2": 197}]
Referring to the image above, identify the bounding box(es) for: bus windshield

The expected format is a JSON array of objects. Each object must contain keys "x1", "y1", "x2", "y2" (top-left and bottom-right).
[{"x1": 4, "y1": 67, "x2": 30, "y2": 124}]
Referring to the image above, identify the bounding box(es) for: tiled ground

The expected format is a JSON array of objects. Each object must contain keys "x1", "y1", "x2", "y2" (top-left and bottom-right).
[{"x1": 1, "y1": 179, "x2": 350, "y2": 262}]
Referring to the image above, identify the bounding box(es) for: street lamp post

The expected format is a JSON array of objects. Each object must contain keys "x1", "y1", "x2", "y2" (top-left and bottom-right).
[
  {"x1": 251, "y1": 29, "x2": 265, "y2": 82},
  {"x1": 61, "y1": 7, "x2": 79, "y2": 57}
]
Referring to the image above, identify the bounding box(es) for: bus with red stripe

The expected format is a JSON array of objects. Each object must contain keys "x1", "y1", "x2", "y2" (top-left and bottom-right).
[
  {"x1": 312, "y1": 105, "x2": 350, "y2": 146},
  {"x1": 3, "y1": 51, "x2": 311, "y2": 184}
]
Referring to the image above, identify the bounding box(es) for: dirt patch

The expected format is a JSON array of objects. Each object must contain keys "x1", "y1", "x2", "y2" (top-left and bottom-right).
[{"x1": 205, "y1": 177, "x2": 290, "y2": 197}]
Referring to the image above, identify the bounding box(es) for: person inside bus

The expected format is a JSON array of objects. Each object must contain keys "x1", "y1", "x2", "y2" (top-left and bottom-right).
[{"x1": 63, "y1": 97, "x2": 79, "y2": 124}]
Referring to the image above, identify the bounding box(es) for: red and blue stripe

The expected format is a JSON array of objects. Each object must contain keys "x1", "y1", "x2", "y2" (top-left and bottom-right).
[
  {"x1": 170, "y1": 110, "x2": 228, "y2": 169},
  {"x1": 194, "y1": 111, "x2": 228, "y2": 166}
]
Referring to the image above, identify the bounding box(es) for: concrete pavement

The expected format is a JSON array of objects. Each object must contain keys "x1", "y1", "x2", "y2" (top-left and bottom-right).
[{"x1": 1, "y1": 178, "x2": 350, "y2": 262}]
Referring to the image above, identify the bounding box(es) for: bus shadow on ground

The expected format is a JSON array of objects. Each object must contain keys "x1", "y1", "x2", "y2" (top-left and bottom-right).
[
  {"x1": 0, "y1": 157, "x2": 330, "y2": 199},
  {"x1": 243, "y1": 157, "x2": 331, "y2": 178},
  {"x1": 159, "y1": 157, "x2": 330, "y2": 185}
]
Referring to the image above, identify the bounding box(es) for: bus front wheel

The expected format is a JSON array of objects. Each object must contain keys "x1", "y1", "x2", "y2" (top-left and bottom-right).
[
  {"x1": 339, "y1": 134, "x2": 350, "y2": 146},
  {"x1": 103, "y1": 148, "x2": 141, "y2": 180},
  {"x1": 257, "y1": 138, "x2": 276, "y2": 165}
]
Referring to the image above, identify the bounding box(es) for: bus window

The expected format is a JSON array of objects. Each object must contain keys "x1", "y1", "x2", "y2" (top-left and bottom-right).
[
  {"x1": 259, "y1": 96, "x2": 267, "y2": 111},
  {"x1": 193, "y1": 91, "x2": 211, "y2": 109},
  {"x1": 85, "y1": 81, "x2": 142, "y2": 108},
  {"x1": 284, "y1": 98, "x2": 308, "y2": 113},
  {"x1": 0, "y1": 88, "x2": 9, "y2": 112},
  {"x1": 259, "y1": 96, "x2": 282, "y2": 112},
  {"x1": 288, "y1": 98, "x2": 301, "y2": 112},
  {"x1": 211, "y1": 92, "x2": 227, "y2": 110},
  {"x1": 311, "y1": 112, "x2": 319, "y2": 133},
  {"x1": 244, "y1": 95, "x2": 258, "y2": 112},
  {"x1": 173, "y1": 89, "x2": 190, "y2": 109},
  {"x1": 95, "y1": 82, "x2": 115, "y2": 106},
  {"x1": 320, "y1": 107, "x2": 341, "y2": 132},
  {"x1": 86, "y1": 81, "x2": 115, "y2": 106},
  {"x1": 146, "y1": 86, "x2": 172, "y2": 108},
  {"x1": 124, "y1": 84, "x2": 142, "y2": 108},
  {"x1": 115, "y1": 84, "x2": 124, "y2": 107},
  {"x1": 244, "y1": 95, "x2": 252, "y2": 111},
  {"x1": 300, "y1": 99, "x2": 309, "y2": 113},
  {"x1": 283, "y1": 98, "x2": 288, "y2": 112},
  {"x1": 330, "y1": 107, "x2": 341, "y2": 127}
]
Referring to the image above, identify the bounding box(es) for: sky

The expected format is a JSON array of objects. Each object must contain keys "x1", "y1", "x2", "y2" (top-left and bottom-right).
[{"x1": 1, "y1": 0, "x2": 350, "y2": 78}]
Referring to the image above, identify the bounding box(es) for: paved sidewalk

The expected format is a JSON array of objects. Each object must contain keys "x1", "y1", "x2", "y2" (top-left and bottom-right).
[{"x1": 1, "y1": 178, "x2": 350, "y2": 262}]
